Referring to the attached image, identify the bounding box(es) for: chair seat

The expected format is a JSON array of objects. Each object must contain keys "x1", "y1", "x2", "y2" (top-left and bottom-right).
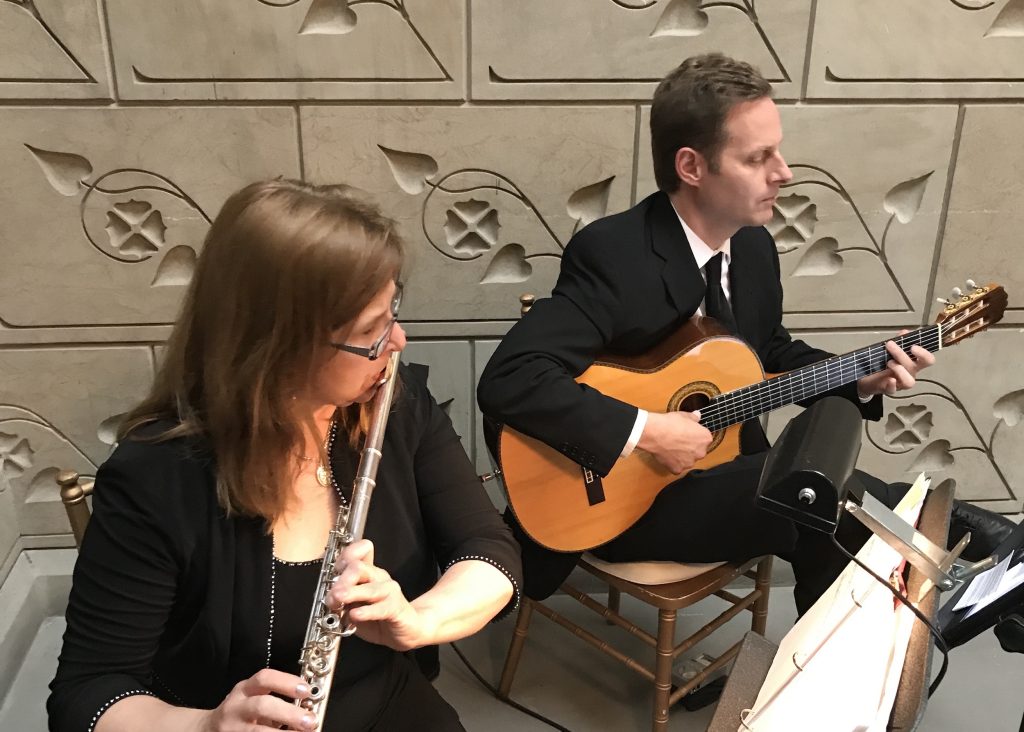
[{"x1": 582, "y1": 552, "x2": 725, "y2": 585}]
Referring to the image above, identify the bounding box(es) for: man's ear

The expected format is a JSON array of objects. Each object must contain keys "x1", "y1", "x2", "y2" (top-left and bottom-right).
[{"x1": 675, "y1": 147, "x2": 705, "y2": 187}]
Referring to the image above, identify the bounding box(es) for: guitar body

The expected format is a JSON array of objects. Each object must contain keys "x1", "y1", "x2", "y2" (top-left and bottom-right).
[{"x1": 499, "y1": 318, "x2": 766, "y2": 552}]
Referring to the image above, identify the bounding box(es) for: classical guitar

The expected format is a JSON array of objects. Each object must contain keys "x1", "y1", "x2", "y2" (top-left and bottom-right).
[{"x1": 498, "y1": 282, "x2": 1007, "y2": 552}]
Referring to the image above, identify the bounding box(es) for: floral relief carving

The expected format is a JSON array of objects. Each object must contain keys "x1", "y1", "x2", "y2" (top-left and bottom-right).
[
  {"x1": 766, "y1": 194, "x2": 817, "y2": 253},
  {"x1": 0, "y1": 405, "x2": 104, "y2": 505},
  {"x1": 884, "y1": 403, "x2": 934, "y2": 449},
  {"x1": 443, "y1": 199, "x2": 500, "y2": 256},
  {"x1": 105, "y1": 200, "x2": 167, "y2": 258},
  {"x1": 866, "y1": 382, "x2": 1023, "y2": 506},
  {"x1": 24, "y1": 143, "x2": 210, "y2": 287},
  {"x1": 0, "y1": 431, "x2": 34, "y2": 493},
  {"x1": 379, "y1": 144, "x2": 615, "y2": 285},
  {"x1": 778, "y1": 164, "x2": 934, "y2": 311}
]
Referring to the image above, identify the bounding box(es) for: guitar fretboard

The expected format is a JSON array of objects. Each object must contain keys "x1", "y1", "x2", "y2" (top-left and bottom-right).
[{"x1": 698, "y1": 325, "x2": 943, "y2": 433}]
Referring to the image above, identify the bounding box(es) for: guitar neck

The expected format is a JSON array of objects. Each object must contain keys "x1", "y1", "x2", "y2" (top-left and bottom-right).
[{"x1": 698, "y1": 324, "x2": 943, "y2": 433}]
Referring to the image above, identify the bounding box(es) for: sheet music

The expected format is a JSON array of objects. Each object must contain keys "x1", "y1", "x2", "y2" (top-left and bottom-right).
[
  {"x1": 951, "y1": 552, "x2": 1024, "y2": 618},
  {"x1": 739, "y1": 473, "x2": 930, "y2": 732}
]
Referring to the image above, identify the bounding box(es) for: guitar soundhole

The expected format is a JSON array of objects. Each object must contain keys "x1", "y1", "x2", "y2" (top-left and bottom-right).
[
  {"x1": 677, "y1": 392, "x2": 711, "y2": 413},
  {"x1": 667, "y1": 380, "x2": 720, "y2": 413},
  {"x1": 668, "y1": 381, "x2": 727, "y2": 452}
]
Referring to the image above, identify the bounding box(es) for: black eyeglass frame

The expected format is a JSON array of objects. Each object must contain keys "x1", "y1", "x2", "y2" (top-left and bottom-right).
[{"x1": 330, "y1": 282, "x2": 404, "y2": 361}]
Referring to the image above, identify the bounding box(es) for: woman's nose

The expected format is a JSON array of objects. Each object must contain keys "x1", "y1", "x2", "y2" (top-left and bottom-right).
[{"x1": 390, "y1": 322, "x2": 407, "y2": 352}]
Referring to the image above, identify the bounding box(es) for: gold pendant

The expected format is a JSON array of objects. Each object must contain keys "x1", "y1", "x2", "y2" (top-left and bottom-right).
[{"x1": 316, "y1": 462, "x2": 330, "y2": 488}]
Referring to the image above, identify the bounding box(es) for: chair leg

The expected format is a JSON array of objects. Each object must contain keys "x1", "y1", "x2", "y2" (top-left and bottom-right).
[
  {"x1": 497, "y1": 599, "x2": 534, "y2": 699},
  {"x1": 653, "y1": 608, "x2": 676, "y2": 731},
  {"x1": 751, "y1": 557, "x2": 772, "y2": 635},
  {"x1": 607, "y1": 586, "x2": 621, "y2": 624}
]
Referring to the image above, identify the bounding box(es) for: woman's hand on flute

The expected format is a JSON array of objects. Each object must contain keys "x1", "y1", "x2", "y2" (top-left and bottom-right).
[
  {"x1": 330, "y1": 539, "x2": 431, "y2": 652},
  {"x1": 198, "y1": 669, "x2": 316, "y2": 731}
]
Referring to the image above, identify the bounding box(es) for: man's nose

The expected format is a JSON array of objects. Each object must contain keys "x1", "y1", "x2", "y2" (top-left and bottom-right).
[{"x1": 774, "y1": 153, "x2": 793, "y2": 184}]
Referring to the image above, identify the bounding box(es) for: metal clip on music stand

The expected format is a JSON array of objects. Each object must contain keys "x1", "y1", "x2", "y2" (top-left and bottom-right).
[{"x1": 756, "y1": 396, "x2": 994, "y2": 595}]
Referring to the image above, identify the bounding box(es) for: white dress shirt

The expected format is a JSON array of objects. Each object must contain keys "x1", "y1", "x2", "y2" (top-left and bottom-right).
[{"x1": 619, "y1": 208, "x2": 732, "y2": 457}]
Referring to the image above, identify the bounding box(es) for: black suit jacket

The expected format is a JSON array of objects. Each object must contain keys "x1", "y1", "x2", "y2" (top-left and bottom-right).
[
  {"x1": 477, "y1": 191, "x2": 881, "y2": 599},
  {"x1": 49, "y1": 367, "x2": 522, "y2": 732}
]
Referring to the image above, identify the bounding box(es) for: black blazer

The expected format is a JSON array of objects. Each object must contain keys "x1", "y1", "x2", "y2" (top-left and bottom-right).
[
  {"x1": 49, "y1": 367, "x2": 522, "y2": 732},
  {"x1": 477, "y1": 191, "x2": 880, "y2": 598}
]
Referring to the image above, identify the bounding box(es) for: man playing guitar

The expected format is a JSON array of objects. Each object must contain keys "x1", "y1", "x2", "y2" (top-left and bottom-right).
[{"x1": 477, "y1": 53, "x2": 1014, "y2": 614}]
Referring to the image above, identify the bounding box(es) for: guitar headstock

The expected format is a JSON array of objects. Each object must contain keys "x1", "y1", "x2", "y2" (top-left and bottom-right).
[{"x1": 934, "y1": 280, "x2": 1007, "y2": 347}]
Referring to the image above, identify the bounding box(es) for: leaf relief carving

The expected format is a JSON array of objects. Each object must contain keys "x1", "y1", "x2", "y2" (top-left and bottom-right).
[
  {"x1": 792, "y1": 237, "x2": 843, "y2": 277},
  {"x1": 650, "y1": 0, "x2": 709, "y2": 37},
  {"x1": 378, "y1": 145, "x2": 438, "y2": 195},
  {"x1": 883, "y1": 172, "x2": 933, "y2": 225},
  {"x1": 151, "y1": 246, "x2": 197, "y2": 287},
  {"x1": 481, "y1": 244, "x2": 531, "y2": 284},
  {"x1": 567, "y1": 177, "x2": 615, "y2": 228},
  {"x1": 993, "y1": 388, "x2": 1024, "y2": 427},
  {"x1": 299, "y1": 0, "x2": 358, "y2": 35},
  {"x1": 985, "y1": 0, "x2": 1024, "y2": 37},
  {"x1": 25, "y1": 144, "x2": 93, "y2": 196},
  {"x1": 909, "y1": 439, "x2": 955, "y2": 472}
]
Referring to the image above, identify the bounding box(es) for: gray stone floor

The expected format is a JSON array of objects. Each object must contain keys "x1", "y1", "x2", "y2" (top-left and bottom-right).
[{"x1": 7, "y1": 572, "x2": 1023, "y2": 731}]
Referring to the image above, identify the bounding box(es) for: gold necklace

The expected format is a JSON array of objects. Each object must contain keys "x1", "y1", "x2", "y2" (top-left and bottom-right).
[{"x1": 300, "y1": 419, "x2": 335, "y2": 488}]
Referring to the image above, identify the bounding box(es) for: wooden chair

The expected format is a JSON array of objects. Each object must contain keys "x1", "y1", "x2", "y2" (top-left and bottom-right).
[
  {"x1": 55, "y1": 470, "x2": 94, "y2": 548},
  {"x1": 495, "y1": 294, "x2": 773, "y2": 730}
]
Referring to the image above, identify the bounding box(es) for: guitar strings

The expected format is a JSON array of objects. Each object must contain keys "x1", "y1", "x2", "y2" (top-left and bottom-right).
[
  {"x1": 697, "y1": 329, "x2": 942, "y2": 428},
  {"x1": 694, "y1": 327, "x2": 944, "y2": 431},
  {"x1": 697, "y1": 330, "x2": 942, "y2": 427}
]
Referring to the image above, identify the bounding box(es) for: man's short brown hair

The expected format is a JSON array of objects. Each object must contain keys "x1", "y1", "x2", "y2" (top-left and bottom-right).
[{"x1": 650, "y1": 53, "x2": 772, "y2": 192}]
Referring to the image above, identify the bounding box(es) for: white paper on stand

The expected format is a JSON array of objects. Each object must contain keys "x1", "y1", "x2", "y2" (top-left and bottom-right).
[{"x1": 738, "y1": 473, "x2": 930, "y2": 732}]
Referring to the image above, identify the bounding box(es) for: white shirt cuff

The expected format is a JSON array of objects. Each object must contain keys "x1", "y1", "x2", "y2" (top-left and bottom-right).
[{"x1": 620, "y1": 409, "x2": 648, "y2": 458}]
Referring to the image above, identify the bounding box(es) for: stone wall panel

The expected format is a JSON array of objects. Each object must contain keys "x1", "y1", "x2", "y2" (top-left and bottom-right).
[
  {"x1": 105, "y1": 0, "x2": 463, "y2": 100},
  {"x1": 471, "y1": 0, "x2": 811, "y2": 101},
  {"x1": 0, "y1": 0, "x2": 110, "y2": 100},
  {"x1": 766, "y1": 329, "x2": 1023, "y2": 515},
  {"x1": 807, "y1": 1, "x2": 1024, "y2": 99},
  {"x1": 302, "y1": 105, "x2": 636, "y2": 322},
  {"x1": 0, "y1": 346, "x2": 154, "y2": 536},
  {"x1": 938, "y1": 105, "x2": 1024, "y2": 325},
  {"x1": 0, "y1": 107, "x2": 299, "y2": 328}
]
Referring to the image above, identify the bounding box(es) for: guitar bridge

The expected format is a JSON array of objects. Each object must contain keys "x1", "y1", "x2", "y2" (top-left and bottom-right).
[{"x1": 582, "y1": 466, "x2": 606, "y2": 506}]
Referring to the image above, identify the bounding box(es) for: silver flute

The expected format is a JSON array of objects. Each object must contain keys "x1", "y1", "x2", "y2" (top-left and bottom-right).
[{"x1": 294, "y1": 351, "x2": 401, "y2": 726}]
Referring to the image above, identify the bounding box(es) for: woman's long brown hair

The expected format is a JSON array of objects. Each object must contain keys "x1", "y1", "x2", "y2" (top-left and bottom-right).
[{"x1": 120, "y1": 179, "x2": 404, "y2": 521}]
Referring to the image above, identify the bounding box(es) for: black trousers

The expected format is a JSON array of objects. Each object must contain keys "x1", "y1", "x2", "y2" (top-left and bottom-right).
[{"x1": 590, "y1": 452, "x2": 908, "y2": 616}]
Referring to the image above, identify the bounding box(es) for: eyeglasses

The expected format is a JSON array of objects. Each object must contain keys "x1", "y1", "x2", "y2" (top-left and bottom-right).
[{"x1": 331, "y1": 282, "x2": 403, "y2": 361}]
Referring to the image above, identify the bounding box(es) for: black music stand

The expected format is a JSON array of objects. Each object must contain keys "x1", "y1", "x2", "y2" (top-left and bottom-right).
[{"x1": 938, "y1": 519, "x2": 1024, "y2": 649}]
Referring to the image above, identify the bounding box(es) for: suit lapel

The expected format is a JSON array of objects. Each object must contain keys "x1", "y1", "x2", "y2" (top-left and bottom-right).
[{"x1": 646, "y1": 192, "x2": 705, "y2": 317}]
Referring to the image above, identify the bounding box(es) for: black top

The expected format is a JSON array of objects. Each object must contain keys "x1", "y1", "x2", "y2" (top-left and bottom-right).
[{"x1": 48, "y1": 366, "x2": 522, "y2": 732}]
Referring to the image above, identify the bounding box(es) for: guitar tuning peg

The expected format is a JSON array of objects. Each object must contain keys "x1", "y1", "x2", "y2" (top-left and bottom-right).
[
  {"x1": 936, "y1": 297, "x2": 950, "y2": 305},
  {"x1": 951, "y1": 287, "x2": 963, "y2": 298},
  {"x1": 966, "y1": 279, "x2": 977, "y2": 289}
]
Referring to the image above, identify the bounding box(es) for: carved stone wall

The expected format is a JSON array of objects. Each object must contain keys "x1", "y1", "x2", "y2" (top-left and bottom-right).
[{"x1": 2, "y1": 0, "x2": 1023, "y2": 584}]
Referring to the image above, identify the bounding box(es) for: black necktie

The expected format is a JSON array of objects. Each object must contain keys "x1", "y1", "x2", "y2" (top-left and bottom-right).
[{"x1": 703, "y1": 252, "x2": 737, "y2": 333}]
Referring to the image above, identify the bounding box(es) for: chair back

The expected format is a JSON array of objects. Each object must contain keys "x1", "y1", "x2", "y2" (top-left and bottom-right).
[{"x1": 56, "y1": 470, "x2": 94, "y2": 548}]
